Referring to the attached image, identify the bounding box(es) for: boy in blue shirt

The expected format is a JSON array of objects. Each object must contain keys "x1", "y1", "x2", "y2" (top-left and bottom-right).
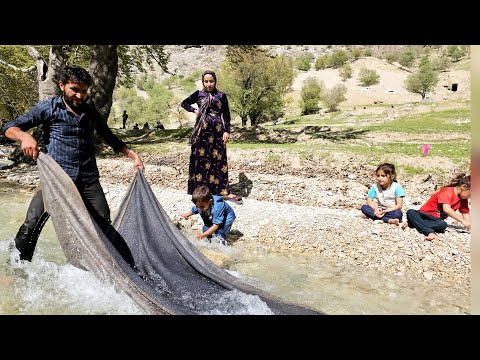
[{"x1": 181, "y1": 185, "x2": 236, "y2": 245}]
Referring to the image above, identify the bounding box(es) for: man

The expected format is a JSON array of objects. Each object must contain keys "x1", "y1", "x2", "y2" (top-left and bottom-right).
[{"x1": 1, "y1": 65, "x2": 145, "y2": 261}]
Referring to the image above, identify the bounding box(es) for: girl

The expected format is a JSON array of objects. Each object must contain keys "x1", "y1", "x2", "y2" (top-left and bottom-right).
[
  {"x1": 180, "y1": 70, "x2": 242, "y2": 204},
  {"x1": 361, "y1": 163, "x2": 406, "y2": 226},
  {"x1": 406, "y1": 173, "x2": 471, "y2": 241}
]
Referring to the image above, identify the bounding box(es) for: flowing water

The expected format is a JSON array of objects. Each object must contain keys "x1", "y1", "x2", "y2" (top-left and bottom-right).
[{"x1": 0, "y1": 180, "x2": 469, "y2": 315}]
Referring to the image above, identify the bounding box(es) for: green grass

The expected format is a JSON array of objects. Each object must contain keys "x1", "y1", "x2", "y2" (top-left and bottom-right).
[{"x1": 361, "y1": 108, "x2": 471, "y2": 133}]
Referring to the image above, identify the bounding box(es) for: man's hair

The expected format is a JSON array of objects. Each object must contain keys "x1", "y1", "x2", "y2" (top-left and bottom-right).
[
  {"x1": 192, "y1": 185, "x2": 213, "y2": 204},
  {"x1": 60, "y1": 65, "x2": 92, "y2": 86}
]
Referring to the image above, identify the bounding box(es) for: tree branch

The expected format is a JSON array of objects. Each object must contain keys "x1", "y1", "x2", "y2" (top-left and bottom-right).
[{"x1": 0, "y1": 59, "x2": 35, "y2": 72}]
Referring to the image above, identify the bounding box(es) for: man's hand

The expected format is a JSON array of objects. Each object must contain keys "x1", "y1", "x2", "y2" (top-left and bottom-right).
[
  {"x1": 20, "y1": 135, "x2": 39, "y2": 160},
  {"x1": 5, "y1": 127, "x2": 39, "y2": 161}
]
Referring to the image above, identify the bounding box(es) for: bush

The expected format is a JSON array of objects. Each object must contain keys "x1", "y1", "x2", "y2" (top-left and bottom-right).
[
  {"x1": 358, "y1": 68, "x2": 380, "y2": 86},
  {"x1": 300, "y1": 77, "x2": 324, "y2": 115},
  {"x1": 321, "y1": 83, "x2": 347, "y2": 112},
  {"x1": 295, "y1": 55, "x2": 312, "y2": 71},
  {"x1": 339, "y1": 64, "x2": 353, "y2": 81}
]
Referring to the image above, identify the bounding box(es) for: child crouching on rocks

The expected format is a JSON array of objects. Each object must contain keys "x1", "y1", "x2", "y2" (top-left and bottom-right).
[
  {"x1": 181, "y1": 185, "x2": 236, "y2": 245},
  {"x1": 405, "y1": 173, "x2": 471, "y2": 241}
]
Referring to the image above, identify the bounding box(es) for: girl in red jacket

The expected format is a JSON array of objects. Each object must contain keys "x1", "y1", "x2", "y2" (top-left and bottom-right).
[{"x1": 405, "y1": 174, "x2": 471, "y2": 241}]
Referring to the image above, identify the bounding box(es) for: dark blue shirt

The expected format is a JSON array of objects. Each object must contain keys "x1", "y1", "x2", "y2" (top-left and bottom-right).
[
  {"x1": 1, "y1": 96, "x2": 126, "y2": 184},
  {"x1": 191, "y1": 195, "x2": 236, "y2": 229}
]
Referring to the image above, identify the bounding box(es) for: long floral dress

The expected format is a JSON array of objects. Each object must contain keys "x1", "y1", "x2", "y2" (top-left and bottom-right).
[{"x1": 181, "y1": 89, "x2": 232, "y2": 196}]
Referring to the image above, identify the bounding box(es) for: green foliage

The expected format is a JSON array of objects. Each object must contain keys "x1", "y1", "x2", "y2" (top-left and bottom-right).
[
  {"x1": 446, "y1": 45, "x2": 467, "y2": 62},
  {"x1": 314, "y1": 55, "x2": 328, "y2": 70},
  {"x1": 384, "y1": 52, "x2": 398, "y2": 64},
  {"x1": 339, "y1": 64, "x2": 353, "y2": 81},
  {"x1": 404, "y1": 59, "x2": 439, "y2": 100},
  {"x1": 179, "y1": 71, "x2": 200, "y2": 93},
  {"x1": 117, "y1": 45, "x2": 170, "y2": 87},
  {"x1": 136, "y1": 73, "x2": 148, "y2": 90},
  {"x1": 363, "y1": 48, "x2": 373, "y2": 57},
  {"x1": 294, "y1": 55, "x2": 312, "y2": 71},
  {"x1": 0, "y1": 46, "x2": 38, "y2": 119},
  {"x1": 362, "y1": 108, "x2": 470, "y2": 133},
  {"x1": 358, "y1": 67, "x2": 380, "y2": 86},
  {"x1": 431, "y1": 56, "x2": 451, "y2": 72},
  {"x1": 326, "y1": 50, "x2": 350, "y2": 68},
  {"x1": 321, "y1": 83, "x2": 347, "y2": 112},
  {"x1": 300, "y1": 77, "x2": 324, "y2": 115},
  {"x1": 350, "y1": 47, "x2": 363, "y2": 60},
  {"x1": 219, "y1": 46, "x2": 294, "y2": 126},
  {"x1": 398, "y1": 47, "x2": 416, "y2": 68}
]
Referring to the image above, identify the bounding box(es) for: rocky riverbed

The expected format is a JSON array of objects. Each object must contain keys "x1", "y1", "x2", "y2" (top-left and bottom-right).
[{"x1": 0, "y1": 144, "x2": 470, "y2": 312}]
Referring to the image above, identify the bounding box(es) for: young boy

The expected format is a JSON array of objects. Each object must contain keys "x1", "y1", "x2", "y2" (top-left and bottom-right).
[{"x1": 181, "y1": 185, "x2": 236, "y2": 245}]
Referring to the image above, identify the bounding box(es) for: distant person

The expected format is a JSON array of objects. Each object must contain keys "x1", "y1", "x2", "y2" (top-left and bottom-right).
[
  {"x1": 143, "y1": 122, "x2": 150, "y2": 130},
  {"x1": 180, "y1": 185, "x2": 236, "y2": 245},
  {"x1": 405, "y1": 174, "x2": 471, "y2": 241},
  {"x1": 122, "y1": 110, "x2": 128, "y2": 129},
  {"x1": 360, "y1": 163, "x2": 406, "y2": 226},
  {"x1": 1, "y1": 65, "x2": 145, "y2": 262},
  {"x1": 133, "y1": 123, "x2": 139, "y2": 130},
  {"x1": 180, "y1": 70, "x2": 242, "y2": 204},
  {"x1": 155, "y1": 120, "x2": 165, "y2": 130}
]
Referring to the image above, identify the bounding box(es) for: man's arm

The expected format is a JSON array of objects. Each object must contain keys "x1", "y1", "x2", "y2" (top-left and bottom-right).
[
  {"x1": 4, "y1": 127, "x2": 39, "y2": 160},
  {"x1": 120, "y1": 146, "x2": 144, "y2": 171}
]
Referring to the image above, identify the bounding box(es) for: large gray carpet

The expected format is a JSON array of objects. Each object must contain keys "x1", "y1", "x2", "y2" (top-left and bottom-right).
[{"x1": 37, "y1": 152, "x2": 322, "y2": 315}]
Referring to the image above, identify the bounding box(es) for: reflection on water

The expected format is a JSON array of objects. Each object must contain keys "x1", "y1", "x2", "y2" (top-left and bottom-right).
[
  {"x1": 0, "y1": 180, "x2": 470, "y2": 315},
  {"x1": 224, "y1": 245, "x2": 470, "y2": 314}
]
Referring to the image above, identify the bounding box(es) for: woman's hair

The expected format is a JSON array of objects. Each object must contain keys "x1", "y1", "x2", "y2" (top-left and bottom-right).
[
  {"x1": 60, "y1": 65, "x2": 92, "y2": 86},
  {"x1": 192, "y1": 185, "x2": 213, "y2": 204},
  {"x1": 446, "y1": 173, "x2": 470, "y2": 189},
  {"x1": 202, "y1": 70, "x2": 217, "y2": 91},
  {"x1": 376, "y1": 163, "x2": 397, "y2": 182}
]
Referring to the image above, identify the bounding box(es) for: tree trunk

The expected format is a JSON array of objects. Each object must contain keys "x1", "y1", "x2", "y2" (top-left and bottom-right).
[
  {"x1": 241, "y1": 115, "x2": 248, "y2": 127},
  {"x1": 26, "y1": 45, "x2": 65, "y2": 101},
  {"x1": 88, "y1": 45, "x2": 118, "y2": 121},
  {"x1": 250, "y1": 115, "x2": 257, "y2": 127}
]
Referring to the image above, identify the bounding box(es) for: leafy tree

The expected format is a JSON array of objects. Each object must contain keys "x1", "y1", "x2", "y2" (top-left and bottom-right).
[
  {"x1": 300, "y1": 77, "x2": 324, "y2": 115},
  {"x1": 350, "y1": 47, "x2": 363, "y2": 60},
  {"x1": 339, "y1": 64, "x2": 353, "y2": 81},
  {"x1": 314, "y1": 55, "x2": 328, "y2": 70},
  {"x1": 321, "y1": 84, "x2": 347, "y2": 112},
  {"x1": 446, "y1": 45, "x2": 467, "y2": 62},
  {"x1": 219, "y1": 46, "x2": 293, "y2": 127},
  {"x1": 295, "y1": 55, "x2": 312, "y2": 71},
  {"x1": 404, "y1": 59, "x2": 439, "y2": 100},
  {"x1": 326, "y1": 50, "x2": 350, "y2": 68},
  {"x1": 358, "y1": 67, "x2": 380, "y2": 86},
  {"x1": 398, "y1": 47, "x2": 416, "y2": 68}
]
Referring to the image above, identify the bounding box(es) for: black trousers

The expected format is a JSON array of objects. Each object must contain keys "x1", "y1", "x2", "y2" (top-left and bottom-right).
[
  {"x1": 15, "y1": 180, "x2": 111, "y2": 261},
  {"x1": 406, "y1": 209, "x2": 447, "y2": 236}
]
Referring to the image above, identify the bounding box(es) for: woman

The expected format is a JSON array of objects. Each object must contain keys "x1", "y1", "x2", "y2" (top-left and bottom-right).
[{"x1": 181, "y1": 70, "x2": 241, "y2": 203}]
